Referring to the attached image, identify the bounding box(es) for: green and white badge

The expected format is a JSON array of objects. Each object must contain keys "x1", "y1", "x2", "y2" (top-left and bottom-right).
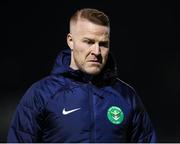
[{"x1": 107, "y1": 106, "x2": 124, "y2": 125}]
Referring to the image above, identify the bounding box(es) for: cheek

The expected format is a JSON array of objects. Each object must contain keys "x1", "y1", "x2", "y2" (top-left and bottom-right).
[
  {"x1": 77, "y1": 47, "x2": 90, "y2": 58},
  {"x1": 102, "y1": 49, "x2": 109, "y2": 59},
  {"x1": 73, "y1": 47, "x2": 88, "y2": 63},
  {"x1": 74, "y1": 43, "x2": 87, "y2": 54}
]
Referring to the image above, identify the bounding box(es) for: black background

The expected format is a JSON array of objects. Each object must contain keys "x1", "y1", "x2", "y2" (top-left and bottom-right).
[{"x1": 1, "y1": 1, "x2": 180, "y2": 142}]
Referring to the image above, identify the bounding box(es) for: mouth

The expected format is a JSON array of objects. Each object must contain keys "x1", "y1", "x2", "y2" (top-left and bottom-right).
[
  {"x1": 87, "y1": 55, "x2": 103, "y2": 65},
  {"x1": 88, "y1": 60, "x2": 102, "y2": 64}
]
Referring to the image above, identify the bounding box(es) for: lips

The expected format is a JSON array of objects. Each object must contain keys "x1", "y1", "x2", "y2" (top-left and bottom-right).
[
  {"x1": 88, "y1": 60, "x2": 101, "y2": 64},
  {"x1": 89, "y1": 60, "x2": 99, "y2": 62}
]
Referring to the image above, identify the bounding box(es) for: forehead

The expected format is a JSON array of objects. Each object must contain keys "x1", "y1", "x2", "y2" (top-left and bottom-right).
[{"x1": 72, "y1": 19, "x2": 110, "y2": 40}]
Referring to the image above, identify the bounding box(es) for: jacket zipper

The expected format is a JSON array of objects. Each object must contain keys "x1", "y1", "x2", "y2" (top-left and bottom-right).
[{"x1": 89, "y1": 83, "x2": 95, "y2": 142}]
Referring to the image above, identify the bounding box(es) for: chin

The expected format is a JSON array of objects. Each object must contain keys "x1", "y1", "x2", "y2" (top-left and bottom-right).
[{"x1": 85, "y1": 67, "x2": 102, "y2": 75}]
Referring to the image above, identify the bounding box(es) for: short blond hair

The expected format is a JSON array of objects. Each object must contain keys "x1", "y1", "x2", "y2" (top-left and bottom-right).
[{"x1": 70, "y1": 8, "x2": 110, "y2": 27}]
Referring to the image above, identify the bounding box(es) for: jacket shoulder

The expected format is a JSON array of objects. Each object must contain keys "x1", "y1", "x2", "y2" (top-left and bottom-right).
[
  {"x1": 115, "y1": 78, "x2": 137, "y2": 95},
  {"x1": 19, "y1": 75, "x2": 65, "y2": 112},
  {"x1": 113, "y1": 78, "x2": 145, "y2": 110}
]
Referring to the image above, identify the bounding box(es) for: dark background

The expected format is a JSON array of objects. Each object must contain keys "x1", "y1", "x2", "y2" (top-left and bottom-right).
[{"x1": 1, "y1": 1, "x2": 180, "y2": 142}]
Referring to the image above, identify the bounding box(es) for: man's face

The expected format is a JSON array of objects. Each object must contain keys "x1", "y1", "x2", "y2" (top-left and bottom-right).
[{"x1": 67, "y1": 18, "x2": 110, "y2": 75}]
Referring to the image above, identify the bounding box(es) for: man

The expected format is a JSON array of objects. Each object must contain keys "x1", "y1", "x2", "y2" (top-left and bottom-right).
[{"x1": 7, "y1": 8, "x2": 156, "y2": 142}]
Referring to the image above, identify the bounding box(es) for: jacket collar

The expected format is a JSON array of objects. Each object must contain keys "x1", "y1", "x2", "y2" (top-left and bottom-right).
[{"x1": 51, "y1": 48, "x2": 117, "y2": 85}]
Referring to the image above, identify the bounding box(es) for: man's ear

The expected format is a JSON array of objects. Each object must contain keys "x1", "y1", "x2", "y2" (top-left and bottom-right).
[{"x1": 67, "y1": 33, "x2": 73, "y2": 50}]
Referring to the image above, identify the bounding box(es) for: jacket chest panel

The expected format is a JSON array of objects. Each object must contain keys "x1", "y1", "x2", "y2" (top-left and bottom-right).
[{"x1": 43, "y1": 84, "x2": 131, "y2": 142}]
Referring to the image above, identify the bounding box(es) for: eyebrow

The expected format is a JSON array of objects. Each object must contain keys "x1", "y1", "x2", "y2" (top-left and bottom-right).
[
  {"x1": 83, "y1": 38, "x2": 95, "y2": 41},
  {"x1": 82, "y1": 37, "x2": 109, "y2": 43}
]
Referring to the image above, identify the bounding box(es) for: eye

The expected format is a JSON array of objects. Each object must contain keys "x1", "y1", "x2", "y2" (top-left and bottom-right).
[
  {"x1": 83, "y1": 39, "x2": 95, "y2": 45},
  {"x1": 99, "y1": 41, "x2": 109, "y2": 48}
]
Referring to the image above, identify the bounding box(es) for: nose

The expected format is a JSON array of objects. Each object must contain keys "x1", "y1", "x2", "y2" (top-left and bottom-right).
[{"x1": 92, "y1": 44, "x2": 101, "y2": 56}]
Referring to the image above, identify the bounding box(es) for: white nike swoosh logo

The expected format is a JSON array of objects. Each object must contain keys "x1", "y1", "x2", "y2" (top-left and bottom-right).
[{"x1": 62, "y1": 108, "x2": 81, "y2": 115}]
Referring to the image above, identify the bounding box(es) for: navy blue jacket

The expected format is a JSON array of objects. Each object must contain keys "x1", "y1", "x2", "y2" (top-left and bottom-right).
[{"x1": 7, "y1": 49, "x2": 156, "y2": 143}]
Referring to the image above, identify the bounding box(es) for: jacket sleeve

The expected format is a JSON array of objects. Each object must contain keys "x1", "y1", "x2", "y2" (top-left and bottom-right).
[
  {"x1": 7, "y1": 83, "x2": 45, "y2": 142},
  {"x1": 130, "y1": 91, "x2": 157, "y2": 143}
]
